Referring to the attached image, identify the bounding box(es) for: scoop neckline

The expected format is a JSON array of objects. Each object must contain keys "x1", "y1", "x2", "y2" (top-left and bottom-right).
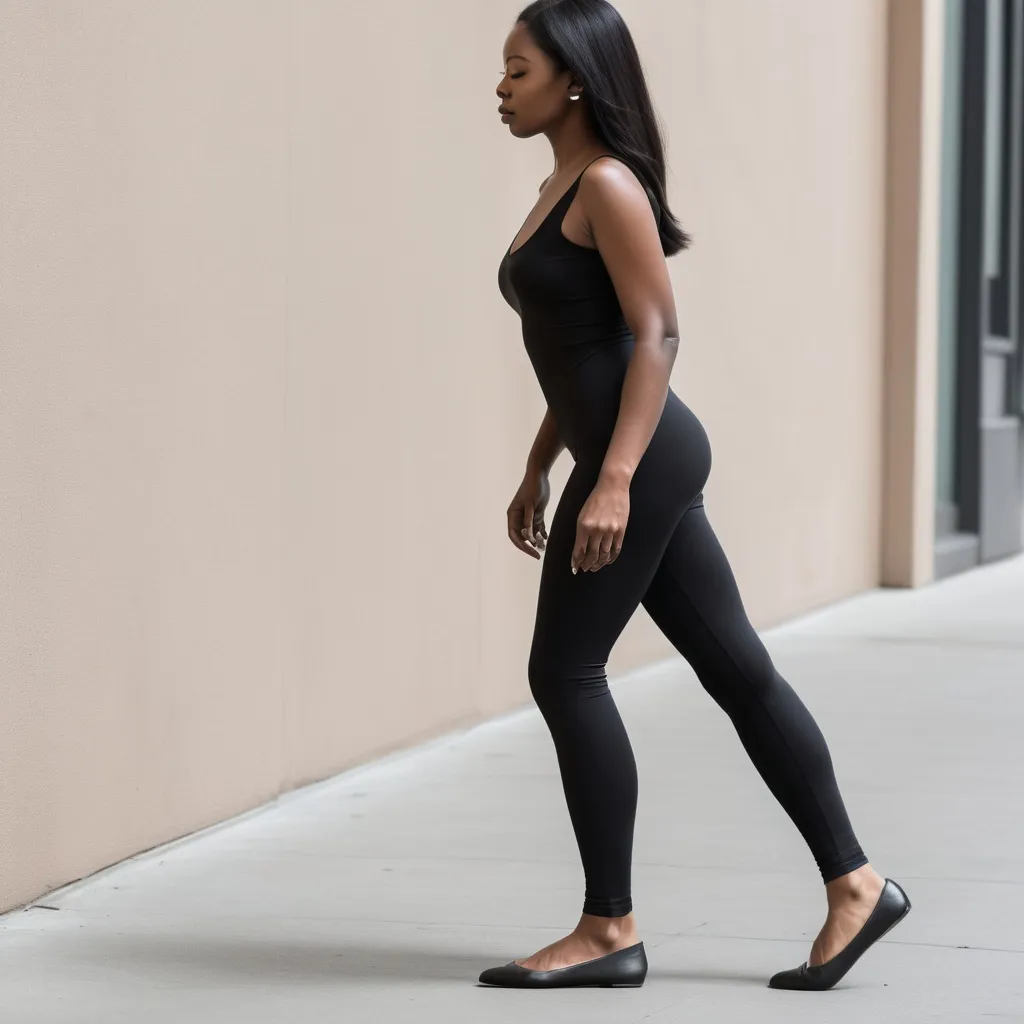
[{"x1": 505, "y1": 154, "x2": 617, "y2": 257}]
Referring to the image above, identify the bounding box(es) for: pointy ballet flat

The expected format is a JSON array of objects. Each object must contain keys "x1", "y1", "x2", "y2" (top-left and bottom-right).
[
  {"x1": 768, "y1": 877, "x2": 911, "y2": 991},
  {"x1": 478, "y1": 940, "x2": 648, "y2": 988}
]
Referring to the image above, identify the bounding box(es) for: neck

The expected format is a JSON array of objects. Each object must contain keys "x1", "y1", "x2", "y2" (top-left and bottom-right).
[{"x1": 546, "y1": 111, "x2": 607, "y2": 174}]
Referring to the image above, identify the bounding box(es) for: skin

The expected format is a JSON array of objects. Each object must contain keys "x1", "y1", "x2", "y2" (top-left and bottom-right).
[
  {"x1": 496, "y1": 18, "x2": 887, "y2": 975},
  {"x1": 498, "y1": 24, "x2": 678, "y2": 577}
]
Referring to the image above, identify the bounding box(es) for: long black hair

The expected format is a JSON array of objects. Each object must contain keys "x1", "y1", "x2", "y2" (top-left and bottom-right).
[{"x1": 515, "y1": 0, "x2": 692, "y2": 255}]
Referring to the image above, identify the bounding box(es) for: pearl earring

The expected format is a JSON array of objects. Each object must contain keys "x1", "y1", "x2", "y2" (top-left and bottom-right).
[{"x1": 569, "y1": 94, "x2": 580, "y2": 101}]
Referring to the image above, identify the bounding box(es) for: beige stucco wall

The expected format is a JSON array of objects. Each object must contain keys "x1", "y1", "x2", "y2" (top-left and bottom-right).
[
  {"x1": 1, "y1": 0, "x2": 896, "y2": 912},
  {"x1": 881, "y1": 0, "x2": 944, "y2": 586}
]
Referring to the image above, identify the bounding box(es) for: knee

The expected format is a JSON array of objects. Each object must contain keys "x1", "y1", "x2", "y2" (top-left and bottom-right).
[
  {"x1": 527, "y1": 649, "x2": 547, "y2": 701},
  {"x1": 697, "y1": 643, "x2": 779, "y2": 707},
  {"x1": 528, "y1": 648, "x2": 608, "y2": 705},
  {"x1": 527, "y1": 647, "x2": 559, "y2": 705}
]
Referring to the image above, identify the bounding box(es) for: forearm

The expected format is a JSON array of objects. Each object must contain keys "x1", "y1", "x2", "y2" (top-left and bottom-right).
[
  {"x1": 526, "y1": 406, "x2": 566, "y2": 475},
  {"x1": 599, "y1": 335, "x2": 678, "y2": 487}
]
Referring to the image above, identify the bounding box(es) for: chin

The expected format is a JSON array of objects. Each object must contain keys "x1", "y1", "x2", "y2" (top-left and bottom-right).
[{"x1": 509, "y1": 121, "x2": 539, "y2": 139}]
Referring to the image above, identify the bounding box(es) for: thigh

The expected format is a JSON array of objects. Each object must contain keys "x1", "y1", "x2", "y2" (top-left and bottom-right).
[
  {"x1": 640, "y1": 501, "x2": 776, "y2": 694},
  {"x1": 530, "y1": 459, "x2": 687, "y2": 673}
]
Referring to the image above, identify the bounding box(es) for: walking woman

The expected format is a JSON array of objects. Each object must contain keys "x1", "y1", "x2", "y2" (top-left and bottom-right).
[{"x1": 478, "y1": 0, "x2": 910, "y2": 992}]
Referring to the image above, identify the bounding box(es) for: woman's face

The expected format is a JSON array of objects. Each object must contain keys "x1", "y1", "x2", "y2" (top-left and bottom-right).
[{"x1": 496, "y1": 22, "x2": 575, "y2": 138}]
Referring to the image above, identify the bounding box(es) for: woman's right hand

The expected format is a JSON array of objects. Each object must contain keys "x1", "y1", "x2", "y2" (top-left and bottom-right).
[{"x1": 507, "y1": 466, "x2": 551, "y2": 560}]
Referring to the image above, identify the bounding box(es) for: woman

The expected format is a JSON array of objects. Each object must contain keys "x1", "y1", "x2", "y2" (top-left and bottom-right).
[{"x1": 479, "y1": 0, "x2": 910, "y2": 991}]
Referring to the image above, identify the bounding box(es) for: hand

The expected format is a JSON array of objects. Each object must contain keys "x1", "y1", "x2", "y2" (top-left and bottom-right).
[
  {"x1": 507, "y1": 466, "x2": 550, "y2": 560},
  {"x1": 572, "y1": 479, "x2": 629, "y2": 573}
]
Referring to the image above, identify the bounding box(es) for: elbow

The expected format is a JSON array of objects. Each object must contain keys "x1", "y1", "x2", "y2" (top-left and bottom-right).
[
  {"x1": 628, "y1": 314, "x2": 679, "y2": 365},
  {"x1": 661, "y1": 317, "x2": 680, "y2": 348},
  {"x1": 645, "y1": 315, "x2": 679, "y2": 351},
  {"x1": 656, "y1": 327, "x2": 679, "y2": 376},
  {"x1": 659, "y1": 325, "x2": 679, "y2": 362},
  {"x1": 633, "y1": 317, "x2": 679, "y2": 349},
  {"x1": 631, "y1": 331, "x2": 678, "y2": 378},
  {"x1": 634, "y1": 328, "x2": 678, "y2": 360}
]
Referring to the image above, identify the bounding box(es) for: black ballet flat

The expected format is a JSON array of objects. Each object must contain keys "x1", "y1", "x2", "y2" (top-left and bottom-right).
[
  {"x1": 478, "y1": 941, "x2": 648, "y2": 988},
  {"x1": 768, "y1": 877, "x2": 911, "y2": 991}
]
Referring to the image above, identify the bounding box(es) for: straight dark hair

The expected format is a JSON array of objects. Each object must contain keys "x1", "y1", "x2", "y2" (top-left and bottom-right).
[{"x1": 515, "y1": 0, "x2": 692, "y2": 256}]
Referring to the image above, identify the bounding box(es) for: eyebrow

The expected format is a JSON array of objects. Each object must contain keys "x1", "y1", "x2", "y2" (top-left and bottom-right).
[{"x1": 504, "y1": 54, "x2": 531, "y2": 63}]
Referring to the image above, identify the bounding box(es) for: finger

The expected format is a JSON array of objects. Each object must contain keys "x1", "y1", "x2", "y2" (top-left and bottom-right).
[
  {"x1": 509, "y1": 526, "x2": 540, "y2": 558},
  {"x1": 571, "y1": 527, "x2": 589, "y2": 574},
  {"x1": 522, "y1": 504, "x2": 535, "y2": 546},
  {"x1": 600, "y1": 524, "x2": 624, "y2": 568},
  {"x1": 509, "y1": 505, "x2": 530, "y2": 540},
  {"x1": 530, "y1": 520, "x2": 545, "y2": 550},
  {"x1": 507, "y1": 508, "x2": 523, "y2": 541},
  {"x1": 581, "y1": 530, "x2": 602, "y2": 572},
  {"x1": 507, "y1": 511, "x2": 539, "y2": 558},
  {"x1": 591, "y1": 534, "x2": 615, "y2": 571},
  {"x1": 593, "y1": 532, "x2": 614, "y2": 573}
]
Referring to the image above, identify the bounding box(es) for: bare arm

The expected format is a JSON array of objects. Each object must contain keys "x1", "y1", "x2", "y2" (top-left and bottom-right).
[
  {"x1": 584, "y1": 159, "x2": 680, "y2": 488},
  {"x1": 526, "y1": 406, "x2": 566, "y2": 476},
  {"x1": 568, "y1": 158, "x2": 680, "y2": 574}
]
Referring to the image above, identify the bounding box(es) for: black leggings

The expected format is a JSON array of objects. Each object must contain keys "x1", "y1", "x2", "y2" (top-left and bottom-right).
[{"x1": 528, "y1": 400, "x2": 868, "y2": 917}]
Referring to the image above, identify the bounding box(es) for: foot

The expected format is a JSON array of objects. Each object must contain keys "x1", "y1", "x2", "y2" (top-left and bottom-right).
[
  {"x1": 514, "y1": 912, "x2": 640, "y2": 972},
  {"x1": 808, "y1": 864, "x2": 886, "y2": 967}
]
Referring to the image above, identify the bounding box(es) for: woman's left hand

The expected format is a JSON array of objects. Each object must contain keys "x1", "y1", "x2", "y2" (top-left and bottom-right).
[{"x1": 572, "y1": 479, "x2": 630, "y2": 573}]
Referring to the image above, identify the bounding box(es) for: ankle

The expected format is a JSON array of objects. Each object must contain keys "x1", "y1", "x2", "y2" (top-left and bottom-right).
[
  {"x1": 826, "y1": 865, "x2": 884, "y2": 904},
  {"x1": 576, "y1": 911, "x2": 638, "y2": 946}
]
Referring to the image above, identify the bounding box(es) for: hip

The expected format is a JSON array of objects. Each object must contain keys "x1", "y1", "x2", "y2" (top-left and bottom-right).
[{"x1": 569, "y1": 389, "x2": 712, "y2": 514}]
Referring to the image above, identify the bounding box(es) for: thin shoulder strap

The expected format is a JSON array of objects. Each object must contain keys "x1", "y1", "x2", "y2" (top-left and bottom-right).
[
  {"x1": 571, "y1": 153, "x2": 617, "y2": 190},
  {"x1": 569, "y1": 153, "x2": 662, "y2": 223}
]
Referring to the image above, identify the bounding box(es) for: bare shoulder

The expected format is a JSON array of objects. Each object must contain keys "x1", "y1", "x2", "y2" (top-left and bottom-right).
[
  {"x1": 578, "y1": 155, "x2": 648, "y2": 204},
  {"x1": 576, "y1": 155, "x2": 657, "y2": 240}
]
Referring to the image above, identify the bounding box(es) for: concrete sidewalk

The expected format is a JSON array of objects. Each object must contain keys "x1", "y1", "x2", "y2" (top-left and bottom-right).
[{"x1": 3, "y1": 556, "x2": 1023, "y2": 1022}]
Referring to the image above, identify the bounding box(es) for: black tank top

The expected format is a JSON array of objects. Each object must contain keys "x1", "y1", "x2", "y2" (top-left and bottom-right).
[{"x1": 497, "y1": 155, "x2": 656, "y2": 461}]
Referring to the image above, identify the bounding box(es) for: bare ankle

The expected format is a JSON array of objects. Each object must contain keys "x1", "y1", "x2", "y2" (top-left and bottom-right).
[
  {"x1": 577, "y1": 911, "x2": 637, "y2": 945},
  {"x1": 826, "y1": 865, "x2": 883, "y2": 903}
]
